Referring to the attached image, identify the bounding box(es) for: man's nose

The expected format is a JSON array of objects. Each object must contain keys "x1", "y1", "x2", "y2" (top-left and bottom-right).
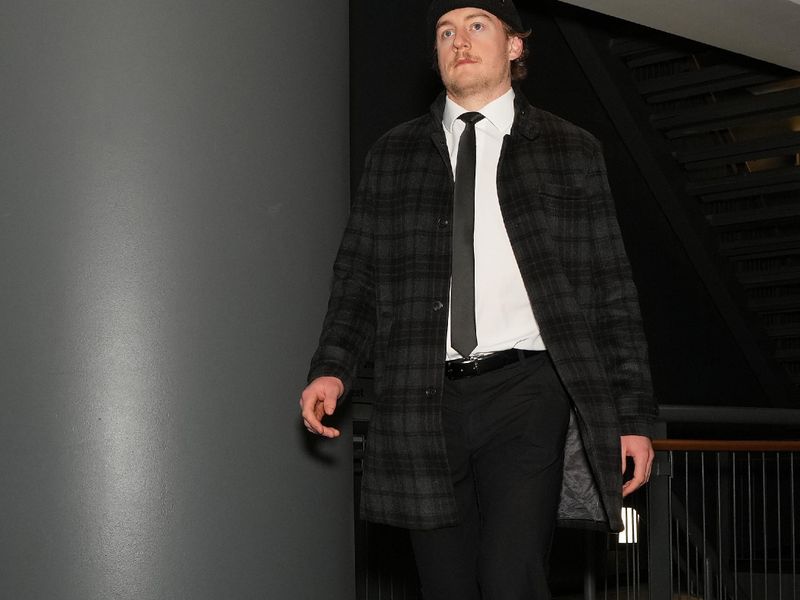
[{"x1": 452, "y1": 30, "x2": 470, "y2": 49}]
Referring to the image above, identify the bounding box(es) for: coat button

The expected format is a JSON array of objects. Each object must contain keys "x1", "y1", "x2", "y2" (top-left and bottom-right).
[
  {"x1": 432, "y1": 301, "x2": 443, "y2": 311},
  {"x1": 436, "y1": 217, "x2": 449, "y2": 229},
  {"x1": 425, "y1": 387, "x2": 437, "y2": 398}
]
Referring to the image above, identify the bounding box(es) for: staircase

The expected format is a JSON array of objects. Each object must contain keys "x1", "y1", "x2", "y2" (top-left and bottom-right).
[{"x1": 556, "y1": 14, "x2": 800, "y2": 402}]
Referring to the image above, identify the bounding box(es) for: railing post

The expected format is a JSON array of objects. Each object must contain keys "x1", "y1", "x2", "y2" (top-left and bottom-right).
[
  {"x1": 705, "y1": 556, "x2": 716, "y2": 600},
  {"x1": 583, "y1": 529, "x2": 598, "y2": 600},
  {"x1": 648, "y1": 422, "x2": 672, "y2": 600}
]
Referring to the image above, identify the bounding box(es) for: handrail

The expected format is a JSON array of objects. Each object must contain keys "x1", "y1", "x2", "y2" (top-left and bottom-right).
[
  {"x1": 652, "y1": 439, "x2": 800, "y2": 451},
  {"x1": 658, "y1": 404, "x2": 800, "y2": 425}
]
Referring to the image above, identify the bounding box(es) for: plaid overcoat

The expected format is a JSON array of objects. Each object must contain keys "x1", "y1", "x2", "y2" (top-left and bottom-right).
[{"x1": 308, "y1": 92, "x2": 657, "y2": 532}]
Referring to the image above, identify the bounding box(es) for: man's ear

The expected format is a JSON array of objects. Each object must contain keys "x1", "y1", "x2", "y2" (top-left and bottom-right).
[{"x1": 508, "y1": 35, "x2": 523, "y2": 61}]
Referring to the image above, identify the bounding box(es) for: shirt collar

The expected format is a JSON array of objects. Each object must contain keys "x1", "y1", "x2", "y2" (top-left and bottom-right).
[{"x1": 442, "y1": 87, "x2": 516, "y2": 135}]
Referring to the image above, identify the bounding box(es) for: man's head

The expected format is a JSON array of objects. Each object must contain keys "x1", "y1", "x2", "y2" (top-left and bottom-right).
[{"x1": 428, "y1": 0, "x2": 530, "y2": 90}]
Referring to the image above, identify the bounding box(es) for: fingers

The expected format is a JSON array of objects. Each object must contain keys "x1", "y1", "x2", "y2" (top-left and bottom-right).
[
  {"x1": 301, "y1": 405, "x2": 340, "y2": 438},
  {"x1": 299, "y1": 377, "x2": 343, "y2": 438},
  {"x1": 622, "y1": 462, "x2": 647, "y2": 497},
  {"x1": 620, "y1": 435, "x2": 655, "y2": 497},
  {"x1": 302, "y1": 415, "x2": 341, "y2": 438},
  {"x1": 300, "y1": 395, "x2": 339, "y2": 438},
  {"x1": 323, "y1": 394, "x2": 337, "y2": 417}
]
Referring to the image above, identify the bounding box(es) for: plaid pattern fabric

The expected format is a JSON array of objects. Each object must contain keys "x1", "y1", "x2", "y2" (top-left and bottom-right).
[{"x1": 308, "y1": 92, "x2": 657, "y2": 531}]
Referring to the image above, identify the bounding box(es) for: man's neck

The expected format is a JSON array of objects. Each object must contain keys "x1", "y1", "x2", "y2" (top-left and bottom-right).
[{"x1": 446, "y1": 83, "x2": 513, "y2": 112}]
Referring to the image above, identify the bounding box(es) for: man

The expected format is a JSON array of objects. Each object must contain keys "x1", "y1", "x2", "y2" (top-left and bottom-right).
[{"x1": 300, "y1": 1, "x2": 657, "y2": 597}]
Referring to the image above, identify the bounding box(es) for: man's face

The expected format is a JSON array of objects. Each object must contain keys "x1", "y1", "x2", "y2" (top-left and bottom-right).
[{"x1": 435, "y1": 8, "x2": 522, "y2": 101}]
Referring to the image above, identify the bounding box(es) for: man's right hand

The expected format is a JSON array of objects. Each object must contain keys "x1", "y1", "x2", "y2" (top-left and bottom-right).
[{"x1": 300, "y1": 376, "x2": 345, "y2": 438}]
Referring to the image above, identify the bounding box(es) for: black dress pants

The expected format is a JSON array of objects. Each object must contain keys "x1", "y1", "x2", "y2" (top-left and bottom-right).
[{"x1": 409, "y1": 352, "x2": 571, "y2": 600}]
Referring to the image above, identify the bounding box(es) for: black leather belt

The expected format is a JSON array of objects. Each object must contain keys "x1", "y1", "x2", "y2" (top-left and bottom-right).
[{"x1": 445, "y1": 349, "x2": 542, "y2": 380}]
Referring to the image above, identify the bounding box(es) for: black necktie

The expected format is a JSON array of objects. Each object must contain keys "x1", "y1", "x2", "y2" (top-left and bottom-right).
[{"x1": 451, "y1": 112, "x2": 484, "y2": 359}]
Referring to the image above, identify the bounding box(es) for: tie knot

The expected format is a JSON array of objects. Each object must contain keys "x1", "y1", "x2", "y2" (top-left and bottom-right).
[{"x1": 459, "y1": 112, "x2": 485, "y2": 126}]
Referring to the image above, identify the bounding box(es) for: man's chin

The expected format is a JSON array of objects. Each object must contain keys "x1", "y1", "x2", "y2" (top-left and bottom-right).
[{"x1": 444, "y1": 78, "x2": 486, "y2": 99}]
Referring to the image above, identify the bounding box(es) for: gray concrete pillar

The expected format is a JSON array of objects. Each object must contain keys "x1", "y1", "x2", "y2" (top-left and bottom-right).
[{"x1": 0, "y1": 1, "x2": 353, "y2": 599}]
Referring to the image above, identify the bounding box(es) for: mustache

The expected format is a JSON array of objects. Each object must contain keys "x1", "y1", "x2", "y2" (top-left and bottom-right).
[{"x1": 452, "y1": 53, "x2": 480, "y2": 64}]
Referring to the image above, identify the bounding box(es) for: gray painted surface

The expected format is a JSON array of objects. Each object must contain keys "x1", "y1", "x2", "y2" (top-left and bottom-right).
[
  {"x1": 0, "y1": 1, "x2": 353, "y2": 599},
  {"x1": 560, "y1": 0, "x2": 800, "y2": 71}
]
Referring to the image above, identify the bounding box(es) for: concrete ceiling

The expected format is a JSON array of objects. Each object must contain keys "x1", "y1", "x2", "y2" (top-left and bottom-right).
[{"x1": 558, "y1": 0, "x2": 800, "y2": 72}]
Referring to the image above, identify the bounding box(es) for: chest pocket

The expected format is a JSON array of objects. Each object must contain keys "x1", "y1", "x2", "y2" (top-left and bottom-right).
[{"x1": 536, "y1": 183, "x2": 587, "y2": 218}]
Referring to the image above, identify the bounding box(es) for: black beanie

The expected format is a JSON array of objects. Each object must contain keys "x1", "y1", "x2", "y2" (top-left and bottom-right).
[{"x1": 427, "y1": 0, "x2": 524, "y2": 40}]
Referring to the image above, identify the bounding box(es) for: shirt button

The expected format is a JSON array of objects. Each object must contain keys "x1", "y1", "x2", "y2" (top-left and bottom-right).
[
  {"x1": 432, "y1": 301, "x2": 444, "y2": 312},
  {"x1": 436, "y1": 217, "x2": 449, "y2": 229},
  {"x1": 425, "y1": 387, "x2": 437, "y2": 398}
]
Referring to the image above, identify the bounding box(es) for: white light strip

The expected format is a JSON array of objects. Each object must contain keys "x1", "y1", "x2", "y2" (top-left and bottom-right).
[{"x1": 618, "y1": 507, "x2": 639, "y2": 544}]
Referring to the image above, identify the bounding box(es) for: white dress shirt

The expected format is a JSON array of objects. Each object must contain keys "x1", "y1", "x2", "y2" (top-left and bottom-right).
[{"x1": 443, "y1": 88, "x2": 546, "y2": 360}]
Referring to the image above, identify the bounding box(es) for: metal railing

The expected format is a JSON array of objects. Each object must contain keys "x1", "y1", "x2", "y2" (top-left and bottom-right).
[
  {"x1": 353, "y1": 404, "x2": 800, "y2": 599},
  {"x1": 594, "y1": 405, "x2": 800, "y2": 600}
]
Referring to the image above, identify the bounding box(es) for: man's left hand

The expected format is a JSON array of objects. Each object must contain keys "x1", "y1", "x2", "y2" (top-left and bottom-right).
[{"x1": 620, "y1": 435, "x2": 654, "y2": 497}]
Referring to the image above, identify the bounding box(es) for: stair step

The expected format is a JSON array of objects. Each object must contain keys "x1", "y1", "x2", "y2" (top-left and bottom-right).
[
  {"x1": 707, "y1": 204, "x2": 800, "y2": 227},
  {"x1": 651, "y1": 87, "x2": 800, "y2": 138},
  {"x1": 676, "y1": 132, "x2": 800, "y2": 170},
  {"x1": 687, "y1": 165, "x2": 800, "y2": 197}
]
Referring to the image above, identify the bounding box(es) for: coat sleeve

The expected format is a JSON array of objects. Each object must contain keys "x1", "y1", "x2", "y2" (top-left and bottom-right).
[
  {"x1": 586, "y1": 145, "x2": 658, "y2": 436},
  {"x1": 307, "y1": 150, "x2": 378, "y2": 392}
]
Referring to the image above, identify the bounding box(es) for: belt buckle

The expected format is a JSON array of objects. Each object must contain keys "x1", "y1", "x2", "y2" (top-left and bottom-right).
[
  {"x1": 458, "y1": 358, "x2": 481, "y2": 377},
  {"x1": 462, "y1": 359, "x2": 479, "y2": 378},
  {"x1": 446, "y1": 358, "x2": 479, "y2": 379}
]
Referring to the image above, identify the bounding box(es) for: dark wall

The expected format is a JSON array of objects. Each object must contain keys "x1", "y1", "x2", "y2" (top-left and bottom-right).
[
  {"x1": 0, "y1": 2, "x2": 353, "y2": 599},
  {"x1": 349, "y1": 0, "x2": 766, "y2": 407}
]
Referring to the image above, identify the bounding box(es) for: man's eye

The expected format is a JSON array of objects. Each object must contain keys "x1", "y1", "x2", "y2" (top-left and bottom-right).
[
  {"x1": 471, "y1": 22, "x2": 484, "y2": 31},
  {"x1": 441, "y1": 30, "x2": 454, "y2": 39}
]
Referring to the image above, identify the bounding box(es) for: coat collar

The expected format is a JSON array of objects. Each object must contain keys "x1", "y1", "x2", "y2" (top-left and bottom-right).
[
  {"x1": 511, "y1": 90, "x2": 540, "y2": 141},
  {"x1": 428, "y1": 87, "x2": 541, "y2": 141}
]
